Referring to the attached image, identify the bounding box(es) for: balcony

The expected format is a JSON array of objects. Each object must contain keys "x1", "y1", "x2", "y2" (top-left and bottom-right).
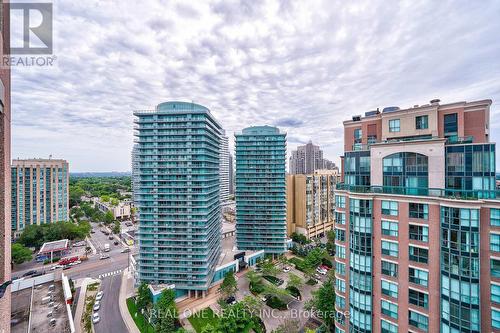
[
  {"x1": 336, "y1": 183, "x2": 499, "y2": 200},
  {"x1": 446, "y1": 136, "x2": 474, "y2": 144}
]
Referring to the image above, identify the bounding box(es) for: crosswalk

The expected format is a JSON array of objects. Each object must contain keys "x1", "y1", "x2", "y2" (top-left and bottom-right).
[{"x1": 98, "y1": 269, "x2": 122, "y2": 279}]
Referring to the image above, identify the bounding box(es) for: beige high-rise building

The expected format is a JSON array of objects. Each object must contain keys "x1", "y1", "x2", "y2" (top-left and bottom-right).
[
  {"x1": 287, "y1": 169, "x2": 339, "y2": 239},
  {"x1": 11, "y1": 159, "x2": 69, "y2": 237}
]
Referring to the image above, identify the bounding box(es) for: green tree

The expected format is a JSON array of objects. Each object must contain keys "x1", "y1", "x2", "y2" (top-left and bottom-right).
[
  {"x1": 272, "y1": 319, "x2": 301, "y2": 333},
  {"x1": 305, "y1": 277, "x2": 335, "y2": 329},
  {"x1": 112, "y1": 220, "x2": 121, "y2": 234},
  {"x1": 103, "y1": 211, "x2": 115, "y2": 225},
  {"x1": 218, "y1": 302, "x2": 251, "y2": 333},
  {"x1": 18, "y1": 224, "x2": 45, "y2": 248},
  {"x1": 240, "y1": 295, "x2": 262, "y2": 317},
  {"x1": 11, "y1": 243, "x2": 33, "y2": 264},
  {"x1": 219, "y1": 270, "x2": 238, "y2": 299},
  {"x1": 154, "y1": 289, "x2": 178, "y2": 333},
  {"x1": 136, "y1": 282, "x2": 152, "y2": 311},
  {"x1": 287, "y1": 273, "x2": 303, "y2": 290},
  {"x1": 325, "y1": 230, "x2": 335, "y2": 255},
  {"x1": 201, "y1": 324, "x2": 218, "y2": 333},
  {"x1": 304, "y1": 248, "x2": 326, "y2": 269},
  {"x1": 260, "y1": 260, "x2": 280, "y2": 277}
]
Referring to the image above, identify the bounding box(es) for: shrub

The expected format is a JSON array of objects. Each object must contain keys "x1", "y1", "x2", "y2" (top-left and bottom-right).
[
  {"x1": 249, "y1": 281, "x2": 265, "y2": 294},
  {"x1": 286, "y1": 286, "x2": 301, "y2": 298},
  {"x1": 306, "y1": 278, "x2": 318, "y2": 286},
  {"x1": 266, "y1": 296, "x2": 287, "y2": 310},
  {"x1": 263, "y1": 275, "x2": 282, "y2": 286},
  {"x1": 322, "y1": 258, "x2": 333, "y2": 268}
]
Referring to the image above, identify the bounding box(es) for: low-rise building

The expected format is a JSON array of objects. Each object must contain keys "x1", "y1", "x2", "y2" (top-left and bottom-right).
[
  {"x1": 92, "y1": 197, "x2": 131, "y2": 219},
  {"x1": 287, "y1": 169, "x2": 339, "y2": 239}
]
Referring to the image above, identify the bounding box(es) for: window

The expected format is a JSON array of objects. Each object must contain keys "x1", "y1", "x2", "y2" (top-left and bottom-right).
[
  {"x1": 354, "y1": 128, "x2": 362, "y2": 142},
  {"x1": 416, "y1": 115, "x2": 428, "y2": 129},
  {"x1": 492, "y1": 209, "x2": 500, "y2": 227},
  {"x1": 381, "y1": 300, "x2": 398, "y2": 319},
  {"x1": 336, "y1": 228, "x2": 345, "y2": 242},
  {"x1": 336, "y1": 245, "x2": 346, "y2": 259},
  {"x1": 381, "y1": 280, "x2": 398, "y2": 298},
  {"x1": 337, "y1": 295, "x2": 345, "y2": 309},
  {"x1": 335, "y1": 195, "x2": 346, "y2": 208},
  {"x1": 444, "y1": 113, "x2": 458, "y2": 137},
  {"x1": 381, "y1": 320, "x2": 398, "y2": 333},
  {"x1": 409, "y1": 224, "x2": 429, "y2": 242},
  {"x1": 409, "y1": 267, "x2": 428, "y2": 287},
  {"x1": 492, "y1": 284, "x2": 500, "y2": 304},
  {"x1": 409, "y1": 203, "x2": 428, "y2": 219},
  {"x1": 409, "y1": 289, "x2": 428, "y2": 309},
  {"x1": 336, "y1": 212, "x2": 345, "y2": 225},
  {"x1": 336, "y1": 278, "x2": 346, "y2": 293},
  {"x1": 493, "y1": 308, "x2": 500, "y2": 329},
  {"x1": 389, "y1": 119, "x2": 400, "y2": 132},
  {"x1": 381, "y1": 260, "x2": 398, "y2": 277},
  {"x1": 409, "y1": 310, "x2": 428, "y2": 331},
  {"x1": 382, "y1": 200, "x2": 398, "y2": 216},
  {"x1": 492, "y1": 259, "x2": 500, "y2": 278},
  {"x1": 491, "y1": 234, "x2": 500, "y2": 252},
  {"x1": 336, "y1": 261, "x2": 345, "y2": 276},
  {"x1": 409, "y1": 246, "x2": 428, "y2": 264},
  {"x1": 382, "y1": 241, "x2": 399, "y2": 257},
  {"x1": 382, "y1": 220, "x2": 398, "y2": 237}
]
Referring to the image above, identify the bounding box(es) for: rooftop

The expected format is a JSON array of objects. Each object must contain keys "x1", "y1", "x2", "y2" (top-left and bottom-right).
[{"x1": 39, "y1": 239, "x2": 69, "y2": 254}]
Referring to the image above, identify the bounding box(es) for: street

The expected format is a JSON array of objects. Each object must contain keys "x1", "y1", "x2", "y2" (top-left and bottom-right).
[{"x1": 94, "y1": 274, "x2": 128, "y2": 333}]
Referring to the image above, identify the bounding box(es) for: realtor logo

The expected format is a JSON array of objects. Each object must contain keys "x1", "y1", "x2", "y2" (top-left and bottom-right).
[{"x1": 10, "y1": 3, "x2": 53, "y2": 54}]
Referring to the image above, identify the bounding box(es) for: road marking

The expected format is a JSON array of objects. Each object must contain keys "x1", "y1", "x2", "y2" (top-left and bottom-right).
[{"x1": 98, "y1": 269, "x2": 123, "y2": 279}]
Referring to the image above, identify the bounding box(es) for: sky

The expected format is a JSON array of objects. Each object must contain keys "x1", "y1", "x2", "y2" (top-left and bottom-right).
[{"x1": 11, "y1": 0, "x2": 500, "y2": 172}]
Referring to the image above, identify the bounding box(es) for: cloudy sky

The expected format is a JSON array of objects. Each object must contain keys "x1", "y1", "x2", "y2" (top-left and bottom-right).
[{"x1": 11, "y1": 0, "x2": 500, "y2": 172}]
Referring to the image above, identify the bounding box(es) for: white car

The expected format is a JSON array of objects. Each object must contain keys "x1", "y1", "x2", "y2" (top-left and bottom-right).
[
  {"x1": 95, "y1": 291, "x2": 104, "y2": 301},
  {"x1": 50, "y1": 265, "x2": 63, "y2": 270},
  {"x1": 92, "y1": 313, "x2": 100, "y2": 324},
  {"x1": 93, "y1": 301, "x2": 100, "y2": 311},
  {"x1": 283, "y1": 267, "x2": 290, "y2": 273}
]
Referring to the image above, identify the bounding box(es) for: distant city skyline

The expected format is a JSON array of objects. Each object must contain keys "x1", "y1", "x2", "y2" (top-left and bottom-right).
[{"x1": 10, "y1": 1, "x2": 500, "y2": 172}]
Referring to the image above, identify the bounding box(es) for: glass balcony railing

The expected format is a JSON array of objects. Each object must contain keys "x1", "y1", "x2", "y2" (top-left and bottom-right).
[
  {"x1": 446, "y1": 136, "x2": 474, "y2": 144},
  {"x1": 336, "y1": 183, "x2": 499, "y2": 200}
]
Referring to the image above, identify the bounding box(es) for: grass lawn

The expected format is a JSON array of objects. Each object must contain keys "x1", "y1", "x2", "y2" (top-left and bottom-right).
[
  {"x1": 188, "y1": 308, "x2": 220, "y2": 333},
  {"x1": 126, "y1": 297, "x2": 155, "y2": 333}
]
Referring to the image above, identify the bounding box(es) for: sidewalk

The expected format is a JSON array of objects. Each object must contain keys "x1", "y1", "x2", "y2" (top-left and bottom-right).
[
  {"x1": 119, "y1": 268, "x2": 140, "y2": 333},
  {"x1": 74, "y1": 277, "x2": 100, "y2": 333}
]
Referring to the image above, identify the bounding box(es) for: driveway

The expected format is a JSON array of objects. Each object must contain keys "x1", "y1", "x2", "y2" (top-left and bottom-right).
[{"x1": 94, "y1": 274, "x2": 128, "y2": 333}]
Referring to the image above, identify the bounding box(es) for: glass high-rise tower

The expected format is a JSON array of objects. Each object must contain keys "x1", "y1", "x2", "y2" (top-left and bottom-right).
[
  {"x1": 235, "y1": 126, "x2": 287, "y2": 254},
  {"x1": 134, "y1": 102, "x2": 222, "y2": 298}
]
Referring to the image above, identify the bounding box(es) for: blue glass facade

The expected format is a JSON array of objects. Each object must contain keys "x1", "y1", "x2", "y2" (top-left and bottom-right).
[
  {"x1": 134, "y1": 102, "x2": 222, "y2": 295},
  {"x1": 235, "y1": 126, "x2": 287, "y2": 254}
]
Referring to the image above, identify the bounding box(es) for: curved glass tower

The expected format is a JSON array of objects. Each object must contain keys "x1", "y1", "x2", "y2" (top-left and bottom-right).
[{"x1": 134, "y1": 101, "x2": 222, "y2": 298}]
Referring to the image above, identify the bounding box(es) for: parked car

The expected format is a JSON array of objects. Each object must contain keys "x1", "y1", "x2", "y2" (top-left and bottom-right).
[
  {"x1": 261, "y1": 295, "x2": 271, "y2": 302},
  {"x1": 283, "y1": 267, "x2": 290, "y2": 273},
  {"x1": 108, "y1": 236, "x2": 114, "y2": 240},
  {"x1": 313, "y1": 273, "x2": 322, "y2": 280},
  {"x1": 50, "y1": 265, "x2": 63, "y2": 271},
  {"x1": 22, "y1": 270, "x2": 37, "y2": 277},
  {"x1": 90, "y1": 230, "x2": 95, "y2": 234},
  {"x1": 320, "y1": 265, "x2": 331, "y2": 271},
  {"x1": 225, "y1": 296, "x2": 236, "y2": 305},
  {"x1": 96, "y1": 291, "x2": 104, "y2": 301},
  {"x1": 121, "y1": 248, "x2": 131, "y2": 253},
  {"x1": 62, "y1": 265, "x2": 71, "y2": 270},
  {"x1": 114, "y1": 241, "x2": 119, "y2": 245},
  {"x1": 92, "y1": 313, "x2": 100, "y2": 324},
  {"x1": 93, "y1": 301, "x2": 100, "y2": 311}
]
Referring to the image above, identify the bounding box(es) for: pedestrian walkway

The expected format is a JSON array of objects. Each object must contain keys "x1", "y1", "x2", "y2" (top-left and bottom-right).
[
  {"x1": 98, "y1": 269, "x2": 122, "y2": 279},
  {"x1": 74, "y1": 277, "x2": 100, "y2": 333},
  {"x1": 119, "y1": 268, "x2": 140, "y2": 333}
]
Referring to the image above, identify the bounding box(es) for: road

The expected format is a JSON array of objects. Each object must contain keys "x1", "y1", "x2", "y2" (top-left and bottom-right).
[{"x1": 94, "y1": 274, "x2": 128, "y2": 333}]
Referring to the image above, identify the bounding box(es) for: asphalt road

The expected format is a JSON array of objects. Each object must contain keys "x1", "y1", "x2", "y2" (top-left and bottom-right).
[{"x1": 94, "y1": 274, "x2": 128, "y2": 333}]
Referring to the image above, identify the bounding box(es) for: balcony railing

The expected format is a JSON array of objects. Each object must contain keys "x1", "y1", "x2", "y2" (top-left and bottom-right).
[
  {"x1": 335, "y1": 183, "x2": 499, "y2": 200},
  {"x1": 446, "y1": 136, "x2": 474, "y2": 144}
]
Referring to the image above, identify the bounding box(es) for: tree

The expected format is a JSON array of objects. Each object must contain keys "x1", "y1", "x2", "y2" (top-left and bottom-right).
[
  {"x1": 11, "y1": 243, "x2": 32, "y2": 264},
  {"x1": 326, "y1": 230, "x2": 335, "y2": 255},
  {"x1": 219, "y1": 270, "x2": 237, "y2": 299},
  {"x1": 154, "y1": 289, "x2": 178, "y2": 333},
  {"x1": 306, "y1": 277, "x2": 335, "y2": 330},
  {"x1": 260, "y1": 260, "x2": 280, "y2": 277},
  {"x1": 240, "y1": 295, "x2": 263, "y2": 317},
  {"x1": 287, "y1": 273, "x2": 303, "y2": 290},
  {"x1": 136, "y1": 282, "x2": 152, "y2": 311},
  {"x1": 18, "y1": 224, "x2": 45, "y2": 248},
  {"x1": 104, "y1": 211, "x2": 114, "y2": 225},
  {"x1": 304, "y1": 248, "x2": 326, "y2": 269},
  {"x1": 272, "y1": 319, "x2": 301, "y2": 333},
  {"x1": 218, "y1": 302, "x2": 252, "y2": 333},
  {"x1": 112, "y1": 220, "x2": 121, "y2": 234},
  {"x1": 201, "y1": 324, "x2": 218, "y2": 333}
]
